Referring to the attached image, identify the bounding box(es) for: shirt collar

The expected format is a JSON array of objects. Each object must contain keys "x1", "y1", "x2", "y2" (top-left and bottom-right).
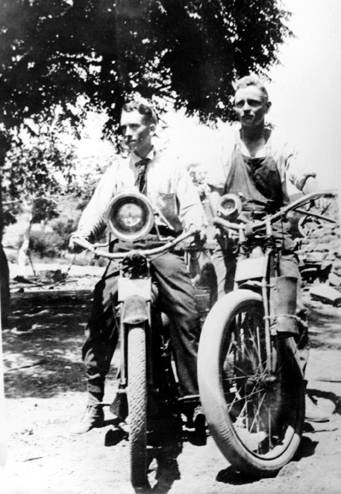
[{"x1": 131, "y1": 147, "x2": 155, "y2": 167}]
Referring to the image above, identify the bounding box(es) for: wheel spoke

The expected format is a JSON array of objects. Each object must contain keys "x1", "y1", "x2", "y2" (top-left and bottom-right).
[{"x1": 248, "y1": 392, "x2": 266, "y2": 433}]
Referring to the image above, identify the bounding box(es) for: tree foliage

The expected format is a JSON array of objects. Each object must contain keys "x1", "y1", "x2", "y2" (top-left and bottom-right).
[
  {"x1": 0, "y1": 0, "x2": 291, "y2": 131},
  {"x1": 2, "y1": 117, "x2": 76, "y2": 222},
  {"x1": 0, "y1": 0, "x2": 291, "y2": 323}
]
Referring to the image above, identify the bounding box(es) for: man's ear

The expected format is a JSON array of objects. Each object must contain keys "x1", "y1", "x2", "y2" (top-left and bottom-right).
[
  {"x1": 265, "y1": 101, "x2": 272, "y2": 113},
  {"x1": 149, "y1": 123, "x2": 156, "y2": 134}
]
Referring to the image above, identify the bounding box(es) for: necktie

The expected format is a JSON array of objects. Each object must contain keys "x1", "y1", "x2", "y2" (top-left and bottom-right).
[{"x1": 134, "y1": 158, "x2": 150, "y2": 194}]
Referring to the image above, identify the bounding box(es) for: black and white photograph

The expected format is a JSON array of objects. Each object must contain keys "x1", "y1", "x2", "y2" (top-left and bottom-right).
[{"x1": 0, "y1": 1, "x2": 340, "y2": 493}]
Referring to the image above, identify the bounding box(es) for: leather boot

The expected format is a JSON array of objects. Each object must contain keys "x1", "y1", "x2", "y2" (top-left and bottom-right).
[
  {"x1": 192, "y1": 405, "x2": 207, "y2": 446},
  {"x1": 72, "y1": 397, "x2": 104, "y2": 434}
]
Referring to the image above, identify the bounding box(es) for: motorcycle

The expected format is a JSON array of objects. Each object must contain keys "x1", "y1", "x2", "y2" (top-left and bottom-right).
[
  {"x1": 198, "y1": 191, "x2": 331, "y2": 477},
  {"x1": 73, "y1": 191, "x2": 203, "y2": 488}
]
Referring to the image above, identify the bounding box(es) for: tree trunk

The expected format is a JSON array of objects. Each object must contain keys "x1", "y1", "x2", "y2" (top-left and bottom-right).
[
  {"x1": 0, "y1": 242, "x2": 9, "y2": 328},
  {"x1": 0, "y1": 136, "x2": 10, "y2": 327},
  {"x1": 17, "y1": 201, "x2": 34, "y2": 276}
]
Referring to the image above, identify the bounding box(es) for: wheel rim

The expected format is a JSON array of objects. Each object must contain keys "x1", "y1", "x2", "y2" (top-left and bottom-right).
[{"x1": 220, "y1": 301, "x2": 301, "y2": 460}]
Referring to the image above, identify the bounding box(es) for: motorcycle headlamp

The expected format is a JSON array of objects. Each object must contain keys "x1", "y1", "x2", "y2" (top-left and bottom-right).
[
  {"x1": 217, "y1": 193, "x2": 242, "y2": 221},
  {"x1": 108, "y1": 192, "x2": 154, "y2": 242}
]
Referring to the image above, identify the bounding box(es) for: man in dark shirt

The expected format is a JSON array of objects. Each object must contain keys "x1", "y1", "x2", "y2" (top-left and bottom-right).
[{"x1": 207, "y1": 75, "x2": 329, "y2": 422}]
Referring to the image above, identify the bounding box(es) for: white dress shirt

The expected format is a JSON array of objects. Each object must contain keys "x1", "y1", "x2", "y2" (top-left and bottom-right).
[{"x1": 75, "y1": 146, "x2": 206, "y2": 239}]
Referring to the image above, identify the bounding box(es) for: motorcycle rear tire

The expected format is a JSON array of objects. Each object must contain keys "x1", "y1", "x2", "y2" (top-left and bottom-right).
[
  {"x1": 127, "y1": 324, "x2": 148, "y2": 487},
  {"x1": 198, "y1": 289, "x2": 305, "y2": 477}
]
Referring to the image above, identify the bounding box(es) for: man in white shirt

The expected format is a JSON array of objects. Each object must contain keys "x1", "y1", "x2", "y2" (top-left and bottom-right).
[{"x1": 71, "y1": 98, "x2": 206, "y2": 433}]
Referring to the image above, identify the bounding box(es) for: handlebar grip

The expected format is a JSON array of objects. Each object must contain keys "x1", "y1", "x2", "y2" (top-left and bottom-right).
[{"x1": 71, "y1": 236, "x2": 95, "y2": 252}]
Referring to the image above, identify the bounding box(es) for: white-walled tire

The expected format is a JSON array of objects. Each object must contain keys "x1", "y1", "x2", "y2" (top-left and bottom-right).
[
  {"x1": 127, "y1": 325, "x2": 147, "y2": 487},
  {"x1": 198, "y1": 290, "x2": 305, "y2": 477}
]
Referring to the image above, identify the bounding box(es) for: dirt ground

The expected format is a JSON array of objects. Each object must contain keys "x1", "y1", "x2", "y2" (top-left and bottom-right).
[{"x1": 1, "y1": 263, "x2": 341, "y2": 494}]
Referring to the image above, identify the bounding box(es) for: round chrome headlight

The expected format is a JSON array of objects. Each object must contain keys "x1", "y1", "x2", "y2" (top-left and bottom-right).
[
  {"x1": 108, "y1": 192, "x2": 154, "y2": 241},
  {"x1": 217, "y1": 193, "x2": 242, "y2": 220}
]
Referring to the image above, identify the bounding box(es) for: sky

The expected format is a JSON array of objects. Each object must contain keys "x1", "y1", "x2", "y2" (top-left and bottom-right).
[{"x1": 269, "y1": 0, "x2": 341, "y2": 190}]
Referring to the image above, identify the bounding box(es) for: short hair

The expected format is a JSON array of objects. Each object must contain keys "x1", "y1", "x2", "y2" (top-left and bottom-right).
[
  {"x1": 121, "y1": 98, "x2": 158, "y2": 125},
  {"x1": 233, "y1": 75, "x2": 269, "y2": 102}
]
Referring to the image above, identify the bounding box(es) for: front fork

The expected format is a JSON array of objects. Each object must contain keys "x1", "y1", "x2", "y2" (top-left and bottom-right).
[
  {"x1": 118, "y1": 293, "x2": 151, "y2": 389},
  {"x1": 266, "y1": 254, "x2": 305, "y2": 379},
  {"x1": 116, "y1": 253, "x2": 153, "y2": 391},
  {"x1": 237, "y1": 242, "x2": 274, "y2": 373},
  {"x1": 110, "y1": 291, "x2": 151, "y2": 421},
  {"x1": 237, "y1": 233, "x2": 304, "y2": 378}
]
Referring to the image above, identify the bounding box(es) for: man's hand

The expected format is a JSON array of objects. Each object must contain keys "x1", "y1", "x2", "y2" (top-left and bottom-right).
[
  {"x1": 68, "y1": 235, "x2": 85, "y2": 254},
  {"x1": 183, "y1": 225, "x2": 207, "y2": 247},
  {"x1": 197, "y1": 229, "x2": 207, "y2": 245},
  {"x1": 302, "y1": 177, "x2": 330, "y2": 210},
  {"x1": 192, "y1": 227, "x2": 207, "y2": 246}
]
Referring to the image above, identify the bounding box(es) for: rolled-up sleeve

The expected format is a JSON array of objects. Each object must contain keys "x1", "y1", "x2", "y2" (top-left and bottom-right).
[{"x1": 278, "y1": 142, "x2": 316, "y2": 192}]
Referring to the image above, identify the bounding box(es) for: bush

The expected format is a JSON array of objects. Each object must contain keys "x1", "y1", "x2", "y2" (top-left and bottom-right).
[
  {"x1": 51, "y1": 216, "x2": 79, "y2": 245},
  {"x1": 29, "y1": 206, "x2": 107, "y2": 259},
  {"x1": 29, "y1": 213, "x2": 80, "y2": 258},
  {"x1": 29, "y1": 230, "x2": 65, "y2": 258}
]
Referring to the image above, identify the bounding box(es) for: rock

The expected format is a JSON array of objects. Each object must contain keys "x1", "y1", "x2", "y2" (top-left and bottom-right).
[
  {"x1": 310, "y1": 283, "x2": 341, "y2": 306},
  {"x1": 329, "y1": 272, "x2": 341, "y2": 287}
]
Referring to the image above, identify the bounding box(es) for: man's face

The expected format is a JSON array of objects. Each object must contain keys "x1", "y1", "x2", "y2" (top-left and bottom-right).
[
  {"x1": 234, "y1": 86, "x2": 270, "y2": 128},
  {"x1": 120, "y1": 109, "x2": 154, "y2": 155}
]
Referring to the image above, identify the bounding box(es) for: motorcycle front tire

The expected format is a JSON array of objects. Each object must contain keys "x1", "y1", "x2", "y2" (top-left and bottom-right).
[
  {"x1": 198, "y1": 289, "x2": 305, "y2": 477},
  {"x1": 127, "y1": 324, "x2": 148, "y2": 487}
]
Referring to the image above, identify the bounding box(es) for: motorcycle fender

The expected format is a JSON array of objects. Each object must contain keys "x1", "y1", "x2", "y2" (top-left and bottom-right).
[
  {"x1": 118, "y1": 277, "x2": 151, "y2": 302},
  {"x1": 121, "y1": 295, "x2": 149, "y2": 325},
  {"x1": 235, "y1": 255, "x2": 268, "y2": 282}
]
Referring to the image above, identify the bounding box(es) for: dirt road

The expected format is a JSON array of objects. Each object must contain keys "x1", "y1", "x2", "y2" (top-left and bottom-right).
[{"x1": 1, "y1": 270, "x2": 341, "y2": 494}]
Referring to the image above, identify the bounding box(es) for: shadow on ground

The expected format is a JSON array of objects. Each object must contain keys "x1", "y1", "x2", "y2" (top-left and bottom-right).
[
  {"x1": 308, "y1": 388, "x2": 341, "y2": 415},
  {"x1": 215, "y1": 464, "x2": 273, "y2": 486},
  {"x1": 103, "y1": 413, "x2": 207, "y2": 493},
  {"x1": 3, "y1": 290, "x2": 94, "y2": 398}
]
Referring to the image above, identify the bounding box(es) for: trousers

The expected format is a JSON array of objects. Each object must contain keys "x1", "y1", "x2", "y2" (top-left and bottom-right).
[
  {"x1": 212, "y1": 244, "x2": 304, "y2": 310},
  {"x1": 82, "y1": 251, "x2": 201, "y2": 399}
]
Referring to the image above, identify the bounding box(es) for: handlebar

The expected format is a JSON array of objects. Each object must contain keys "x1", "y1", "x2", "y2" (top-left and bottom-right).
[
  {"x1": 214, "y1": 190, "x2": 336, "y2": 234},
  {"x1": 72, "y1": 229, "x2": 199, "y2": 260}
]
